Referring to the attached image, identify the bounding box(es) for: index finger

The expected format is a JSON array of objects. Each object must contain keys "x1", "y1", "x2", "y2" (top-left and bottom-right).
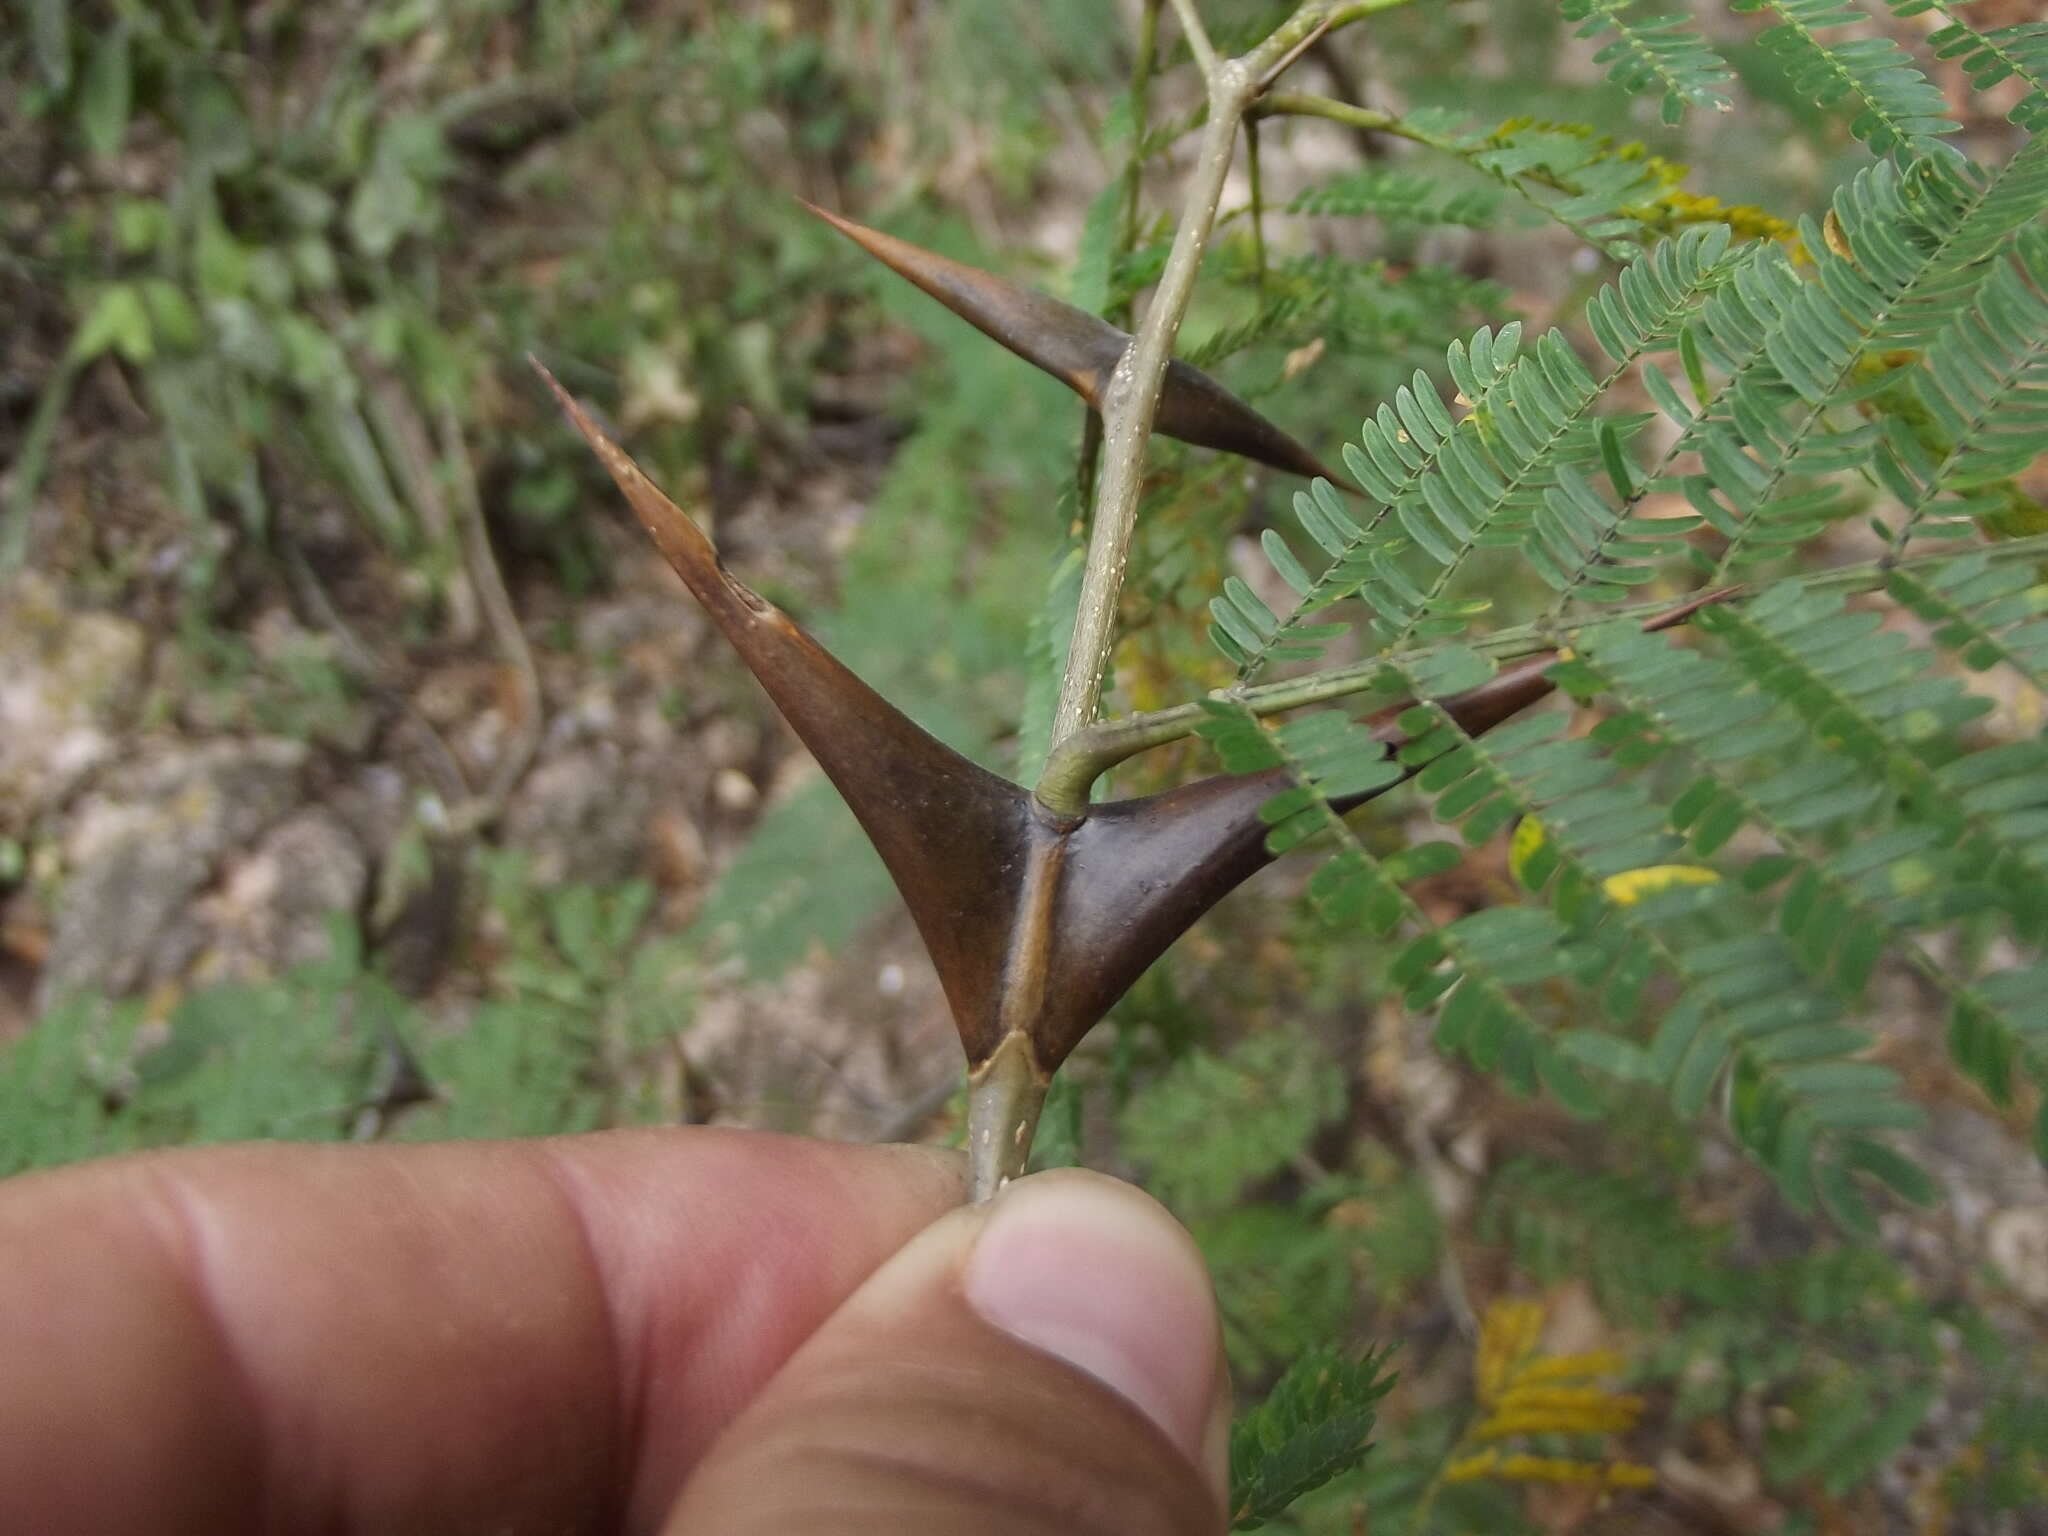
[{"x1": 0, "y1": 1128, "x2": 964, "y2": 1535}]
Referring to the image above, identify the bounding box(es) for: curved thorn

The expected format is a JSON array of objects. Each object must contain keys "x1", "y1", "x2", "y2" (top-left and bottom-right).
[
  {"x1": 538, "y1": 354, "x2": 1724, "y2": 1102},
  {"x1": 532, "y1": 355, "x2": 1031, "y2": 1064},
  {"x1": 802, "y1": 200, "x2": 1353, "y2": 487}
]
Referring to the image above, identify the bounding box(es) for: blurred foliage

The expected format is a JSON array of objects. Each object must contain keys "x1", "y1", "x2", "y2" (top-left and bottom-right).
[
  {"x1": 7, "y1": 1, "x2": 2048, "y2": 1532},
  {"x1": 3, "y1": 875, "x2": 689, "y2": 1172},
  {"x1": 1122, "y1": 1029, "x2": 1346, "y2": 1212},
  {"x1": 6, "y1": 0, "x2": 899, "y2": 590}
]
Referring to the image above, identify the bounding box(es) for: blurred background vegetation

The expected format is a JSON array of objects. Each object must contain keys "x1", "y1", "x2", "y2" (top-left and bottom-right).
[{"x1": 5, "y1": 1, "x2": 2047, "y2": 1530}]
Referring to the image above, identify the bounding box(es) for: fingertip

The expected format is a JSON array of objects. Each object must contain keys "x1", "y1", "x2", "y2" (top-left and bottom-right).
[
  {"x1": 965, "y1": 1169, "x2": 1226, "y2": 1500},
  {"x1": 664, "y1": 1165, "x2": 1227, "y2": 1535}
]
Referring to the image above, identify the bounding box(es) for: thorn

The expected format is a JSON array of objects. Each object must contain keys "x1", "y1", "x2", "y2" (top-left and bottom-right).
[{"x1": 802, "y1": 201, "x2": 1355, "y2": 488}]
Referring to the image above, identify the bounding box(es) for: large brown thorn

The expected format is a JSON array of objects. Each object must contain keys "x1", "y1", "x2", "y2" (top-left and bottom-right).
[
  {"x1": 800, "y1": 200, "x2": 1353, "y2": 488},
  {"x1": 536, "y1": 357, "x2": 1723, "y2": 1194}
]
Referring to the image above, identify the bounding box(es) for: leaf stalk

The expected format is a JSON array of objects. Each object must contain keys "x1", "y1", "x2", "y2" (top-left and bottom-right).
[{"x1": 1037, "y1": 528, "x2": 2048, "y2": 812}]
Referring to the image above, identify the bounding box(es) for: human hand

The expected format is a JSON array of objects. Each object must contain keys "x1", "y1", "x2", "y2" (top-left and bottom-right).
[{"x1": 0, "y1": 1128, "x2": 1228, "y2": 1534}]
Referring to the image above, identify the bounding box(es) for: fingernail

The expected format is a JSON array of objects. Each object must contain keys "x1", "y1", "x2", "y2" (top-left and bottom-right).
[{"x1": 963, "y1": 1171, "x2": 1225, "y2": 1488}]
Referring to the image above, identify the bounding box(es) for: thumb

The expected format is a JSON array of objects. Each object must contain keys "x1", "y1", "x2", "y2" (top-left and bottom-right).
[{"x1": 663, "y1": 1167, "x2": 1231, "y2": 1535}]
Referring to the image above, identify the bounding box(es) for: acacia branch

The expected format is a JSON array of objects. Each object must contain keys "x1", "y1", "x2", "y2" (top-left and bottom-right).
[
  {"x1": 1048, "y1": 66, "x2": 1246, "y2": 746},
  {"x1": 975, "y1": 0, "x2": 1358, "y2": 1196},
  {"x1": 1168, "y1": 0, "x2": 1220, "y2": 80},
  {"x1": 1046, "y1": 2, "x2": 1353, "y2": 754}
]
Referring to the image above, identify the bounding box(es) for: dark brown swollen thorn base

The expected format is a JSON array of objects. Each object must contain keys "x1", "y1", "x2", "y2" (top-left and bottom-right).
[{"x1": 531, "y1": 357, "x2": 1731, "y2": 1201}]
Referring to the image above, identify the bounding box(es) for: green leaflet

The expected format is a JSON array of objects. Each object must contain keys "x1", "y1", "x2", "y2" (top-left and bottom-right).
[
  {"x1": 1737, "y1": 0, "x2": 1958, "y2": 155},
  {"x1": 1563, "y1": 0, "x2": 1735, "y2": 125},
  {"x1": 1229, "y1": 1349, "x2": 1396, "y2": 1530}
]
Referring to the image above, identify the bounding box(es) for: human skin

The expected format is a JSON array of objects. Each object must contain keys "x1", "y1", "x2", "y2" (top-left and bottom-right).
[{"x1": 0, "y1": 1127, "x2": 1229, "y2": 1535}]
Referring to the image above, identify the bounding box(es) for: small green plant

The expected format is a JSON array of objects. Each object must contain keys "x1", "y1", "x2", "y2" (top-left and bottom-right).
[{"x1": 1, "y1": 879, "x2": 690, "y2": 1171}]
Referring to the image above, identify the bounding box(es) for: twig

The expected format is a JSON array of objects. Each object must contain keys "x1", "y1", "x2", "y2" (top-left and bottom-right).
[
  {"x1": 970, "y1": 0, "x2": 1453, "y2": 1198},
  {"x1": 1255, "y1": 13, "x2": 1336, "y2": 93},
  {"x1": 968, "y1": 1033, "x2": 1047, "y2": 1199},
  {"x1": 1253, "y1": 90, "x2": 1446, "y2": 154},
  {"x1": 359, "y1": 363, "x2": 482, "y2": 643},
  {"x1": 437, "y1": 400, "x2": 543, "y2": 835},
  {"x1": 1305, "y1": 34, "x2": 1386, "y2": 159},
  {"x1": 1038, "y1": 593, "x2": 1722, "y2": 810},
  {"x1": 1168, "y1": 0, "x2": 1220, "y2": 81},
  {"x1": 969, "y1": 0, "x2": 1389, "y2": 1200},
  {"x1": 1047, "y1": 2, "x2": 1346, "y2": 751}
]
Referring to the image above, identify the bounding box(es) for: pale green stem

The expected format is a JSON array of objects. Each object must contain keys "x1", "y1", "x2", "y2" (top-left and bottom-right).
[
  {"x1": 1168, "y1": 0, "x2": 1220, "y2": 79},
  {"x1": 1049, "y1": 3, "x2": 1358, "y2": 751},
  {"x1": 1255, "y1": 90, "x2": 1583, "y2": 201},
  {"x1": 966, "y1": 1033, "x2": 1050, "y2": 1202}
]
